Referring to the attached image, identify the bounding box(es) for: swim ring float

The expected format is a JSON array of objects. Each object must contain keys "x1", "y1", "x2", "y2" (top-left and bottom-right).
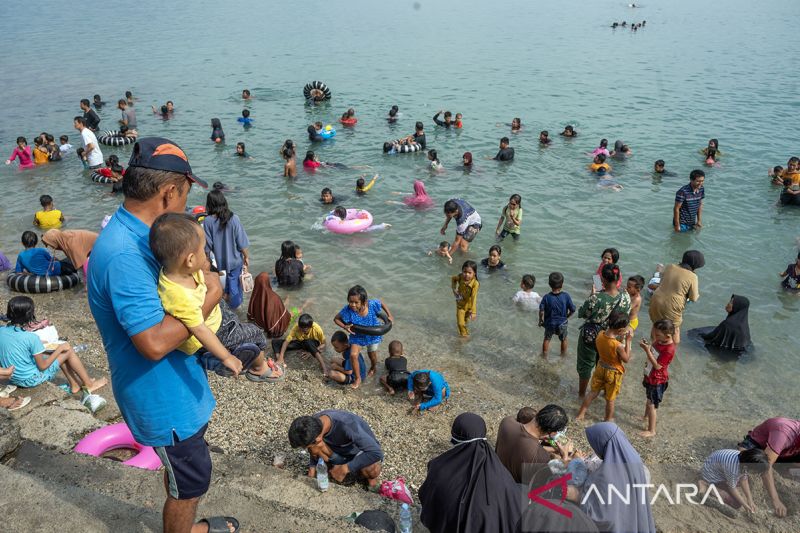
[
  {"x1": 387, "y1": 140, "x2": 423, "y2": 153},
  {"x1": 323, "y1": 209, "x2": 373, "y2": 235},
  {"x1": 98, "y1": 131, "x2": 136, "y2": 146},
  {"x1": 74, "y1": 422, "x2": 161, "y2": 470},
  {"x1": 320, "y1": 125, "x2": 336, "y2": 139},
  {"x1": 779, "y1": 192, "x2": 800, "y2": 206},
  {"x1": 6, "y1": 271, "x2": 81, "y2": 293},
  {"x1": 350, "y1": 310, "x2": 393, "y2": 336},
  {"x1": 303, "y1": 81, "x2": 331, "y2": 102},
  {"x1": 340, "y1": 118, "x2": 357, "y2": 126},
  {"x1": 90, "y1": 171, "x2": 115, "y2": 184}
]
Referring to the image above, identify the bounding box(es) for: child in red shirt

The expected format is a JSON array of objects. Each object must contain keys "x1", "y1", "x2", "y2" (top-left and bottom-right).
[{"x1": 639, "y1": 319, "x2": 676, "y2": 437}]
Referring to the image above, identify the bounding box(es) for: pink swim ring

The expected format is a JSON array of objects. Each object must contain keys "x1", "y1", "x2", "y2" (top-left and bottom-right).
[
  {"x1": 74, "y1": 422, "x2": 161, "y2": 470},
  {"x1": 323, "y1": 209, "x2": 374, "y2": 234}
]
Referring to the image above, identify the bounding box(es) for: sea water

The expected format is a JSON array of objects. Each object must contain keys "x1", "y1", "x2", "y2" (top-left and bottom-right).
[{"x1": 1, "y1": 0, "x2": 799, "y2": 419}]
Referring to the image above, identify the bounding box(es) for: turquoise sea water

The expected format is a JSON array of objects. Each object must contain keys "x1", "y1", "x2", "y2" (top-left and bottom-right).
[{"x1": 1, "y1": 0, "x2": 799, "y2": 419}]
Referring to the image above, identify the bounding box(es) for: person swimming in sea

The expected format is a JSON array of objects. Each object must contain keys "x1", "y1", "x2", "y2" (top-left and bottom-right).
[{"x1": 560, "y1": 125, "x2": 577, "y2": 137}]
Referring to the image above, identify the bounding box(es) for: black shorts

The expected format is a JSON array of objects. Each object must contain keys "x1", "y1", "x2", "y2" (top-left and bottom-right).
[
  {"x1": 544, "y1": 322, "x2": 568, "y2": 341},
  {"x1": 387, "y1": 371, "x2": 410, "y2": 392},
  {"x1": 643, "y1": 380, "x2": 668, "y2": 408},
  {"x1": 154, "y1": 424, "x2": 212, "y2": 500},
  {"x1": 458, "y1": 223, "x2": 482, "y2": 243}
]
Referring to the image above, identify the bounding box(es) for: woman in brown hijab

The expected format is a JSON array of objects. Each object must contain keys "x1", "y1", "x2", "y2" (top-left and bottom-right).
[
  {"x1": 247, "y1": 272, "x2": 292, "y2": 338},
  {"x1": 41, "y1": 229, "x2": 98, "y2": 274}
]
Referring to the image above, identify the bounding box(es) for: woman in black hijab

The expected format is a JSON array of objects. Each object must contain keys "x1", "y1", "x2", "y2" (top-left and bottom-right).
[
  {"x1": 694, "y1": 295, "x2": 751, "y2": 353},
  {"x1": 420, "y1": 412, "x2": 522, "y2": 533}
]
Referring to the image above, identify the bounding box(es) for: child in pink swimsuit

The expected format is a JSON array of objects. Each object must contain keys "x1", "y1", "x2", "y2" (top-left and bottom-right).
[{"x1": 5, "y1": 137, "x2": 35, "y2": 169}]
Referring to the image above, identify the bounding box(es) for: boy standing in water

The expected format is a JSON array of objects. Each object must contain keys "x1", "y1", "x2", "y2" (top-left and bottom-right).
[
  {"x1": 576, "y1": 311, "x2": 632, "y2": 422},
  {"x1": 539, "y1": 272, "x2": 575, "y2": 358},
  {"x1": 626, "y1": 275, "x2": 644, "y2": 331}
]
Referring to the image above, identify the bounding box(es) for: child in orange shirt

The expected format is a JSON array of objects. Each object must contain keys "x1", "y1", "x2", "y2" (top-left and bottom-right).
[{"x1": 576, "y1": 311, "x2": 632, "y2": 422}]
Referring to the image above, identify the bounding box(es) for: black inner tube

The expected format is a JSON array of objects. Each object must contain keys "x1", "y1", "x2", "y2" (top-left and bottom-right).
[{"x1": 349, "y1": 310, "x2": 392, "y2": 336}]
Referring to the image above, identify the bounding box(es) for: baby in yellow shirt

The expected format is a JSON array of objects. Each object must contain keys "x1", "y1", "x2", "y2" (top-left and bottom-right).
[
  {"x1": 33, "y1": 194, "x2": 64, "y2": 229},
  {"x1": 149, "y1": 212, "x2": 242, "y2": 377}
]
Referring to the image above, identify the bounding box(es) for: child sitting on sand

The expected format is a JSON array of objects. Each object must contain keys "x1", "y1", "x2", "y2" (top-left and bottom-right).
[
  {"x1": 407, "y1": 369, "x2": 450, "y2": 414},
  {"x1": 698, "y1": 448, "x2": 769, "y2": 515},
  {"x1": 626, "y1": 275, "x2": 644, "y2": 331},
  {"x1": 452, "y1": 260, "x2": 479, "y2": 337},
  {"x1": 274, "y1": 313, "x2": 326, "y2": 373},
  {"x1": 513, "y1": 274, "x2": 541, "y2": 311},
  {"x1": 639, "y1": 319, "x2": 675, "y2": 438},
  {"x1": 576, "y1": 311, "x2": 632, "y2": 422},
  {"x1": 380, "y1": 340, "x2": 410, "y2": 395},
  {"x1": 149, "y1": 213, "x2": 245, "y2": 378},
  {"x1": 328, "y1": 331, "x2": 367, "y2": 385},
  {"x1": 428, "y1": 241, "x2": 453, "y2": 264},
  {"x1": 0, "y1": 296, "x2": 107, "y2": 394}
]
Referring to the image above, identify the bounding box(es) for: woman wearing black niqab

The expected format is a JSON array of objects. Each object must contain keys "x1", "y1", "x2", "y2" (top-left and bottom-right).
[
  {"x1": 419, "y1": 412, "x2": 522, "y2": 533},
  {"x1": 697, "y1": 295, "x2": 751, "y2": 352}
]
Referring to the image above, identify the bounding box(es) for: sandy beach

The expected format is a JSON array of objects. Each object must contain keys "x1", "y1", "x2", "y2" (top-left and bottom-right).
[{"x1": 7, "y1": 285, "x2": 796, "y2": 533}]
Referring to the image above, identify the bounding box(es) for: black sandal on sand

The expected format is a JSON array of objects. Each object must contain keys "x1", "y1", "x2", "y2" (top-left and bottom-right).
[
  {"x1": 198, "y1": 516, "x2": 239, "y2": 533},
  {"x1": 245, "y1": 369, "x2": 284, "y2": 383}
]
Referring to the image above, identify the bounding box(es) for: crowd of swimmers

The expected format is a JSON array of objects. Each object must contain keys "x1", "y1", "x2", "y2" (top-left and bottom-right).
[{"x1": 1, "y1": 82, "x2": 799, "y2": 532}]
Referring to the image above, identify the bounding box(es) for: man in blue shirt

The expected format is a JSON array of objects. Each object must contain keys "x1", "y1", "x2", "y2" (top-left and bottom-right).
[
  {"x1": 88, "y1": 137, "x2": 238, "y2": 533},
  {"x1": 15, "y1": 231, "x2": 60, "y2": 275},
  {"x1": 674, "y1": 170, "x2": 705, "y2": 232}
]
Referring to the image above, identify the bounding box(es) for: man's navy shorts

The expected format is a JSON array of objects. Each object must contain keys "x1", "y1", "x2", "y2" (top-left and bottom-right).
[{"x1": 154, "y1": 424, "x2": 212, "y2": 499}]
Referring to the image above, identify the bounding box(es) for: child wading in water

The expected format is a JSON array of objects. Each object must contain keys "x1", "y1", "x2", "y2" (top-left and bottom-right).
[
  {"x1": 539, "y1": 272, "x2": 575, "y2": 358},
  {"x1": 639, "y1": 319, "x2": 675, "y2": 437},
  {"x1": 576, "y1": 311, "x2": 632, "y2": 422},
  {"x1": 452, "y1": 261, "x2": 479, "y2": 337},
  {"x1": 495, "y1": 194, "x2": 522, "y2": 241},
  {"x1": 626, "y1": 275, "x2": 644, "y2": 331}
]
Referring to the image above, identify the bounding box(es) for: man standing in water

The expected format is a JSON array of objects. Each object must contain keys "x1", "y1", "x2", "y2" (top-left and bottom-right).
[
  {"x1": 88, "y1": 138, "x2": 239, "y2": 533},
  {"x1": 673, "y1": 169, "x2": 705, "y2": 232}
]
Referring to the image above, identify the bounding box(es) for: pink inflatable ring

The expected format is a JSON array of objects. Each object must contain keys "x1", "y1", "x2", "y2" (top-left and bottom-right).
[
  {"x1": 323, "y1": 208, "x2": 373, "y2": 234},
  {"x1": 74, "y1": 422, "x2": 162, "y2": 470}
]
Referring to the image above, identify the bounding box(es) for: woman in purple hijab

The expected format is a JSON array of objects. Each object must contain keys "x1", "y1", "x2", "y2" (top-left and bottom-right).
[{"x1": 581, "y1": 422, "x2": 656, "y2": 533}]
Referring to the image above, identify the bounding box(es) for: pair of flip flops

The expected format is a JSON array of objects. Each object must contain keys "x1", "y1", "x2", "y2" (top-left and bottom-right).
[{"x1": 199, "y1": 516, "x2": 239, "y2": 533}]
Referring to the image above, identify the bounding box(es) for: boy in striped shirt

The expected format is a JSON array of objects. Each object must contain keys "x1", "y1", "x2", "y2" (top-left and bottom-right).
[{"x1": 699, "y1": 448, "x2": 769, "y2": 514}]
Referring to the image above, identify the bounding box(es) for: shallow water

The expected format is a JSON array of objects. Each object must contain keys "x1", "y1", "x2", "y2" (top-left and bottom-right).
[{"x1": 1, "y1": 0, "x2": 799, "y2": 420}]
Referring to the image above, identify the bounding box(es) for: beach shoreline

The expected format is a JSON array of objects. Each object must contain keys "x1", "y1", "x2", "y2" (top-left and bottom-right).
[{"x1": 5, "y1": 286, "x2": 797, "y2": 532}]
